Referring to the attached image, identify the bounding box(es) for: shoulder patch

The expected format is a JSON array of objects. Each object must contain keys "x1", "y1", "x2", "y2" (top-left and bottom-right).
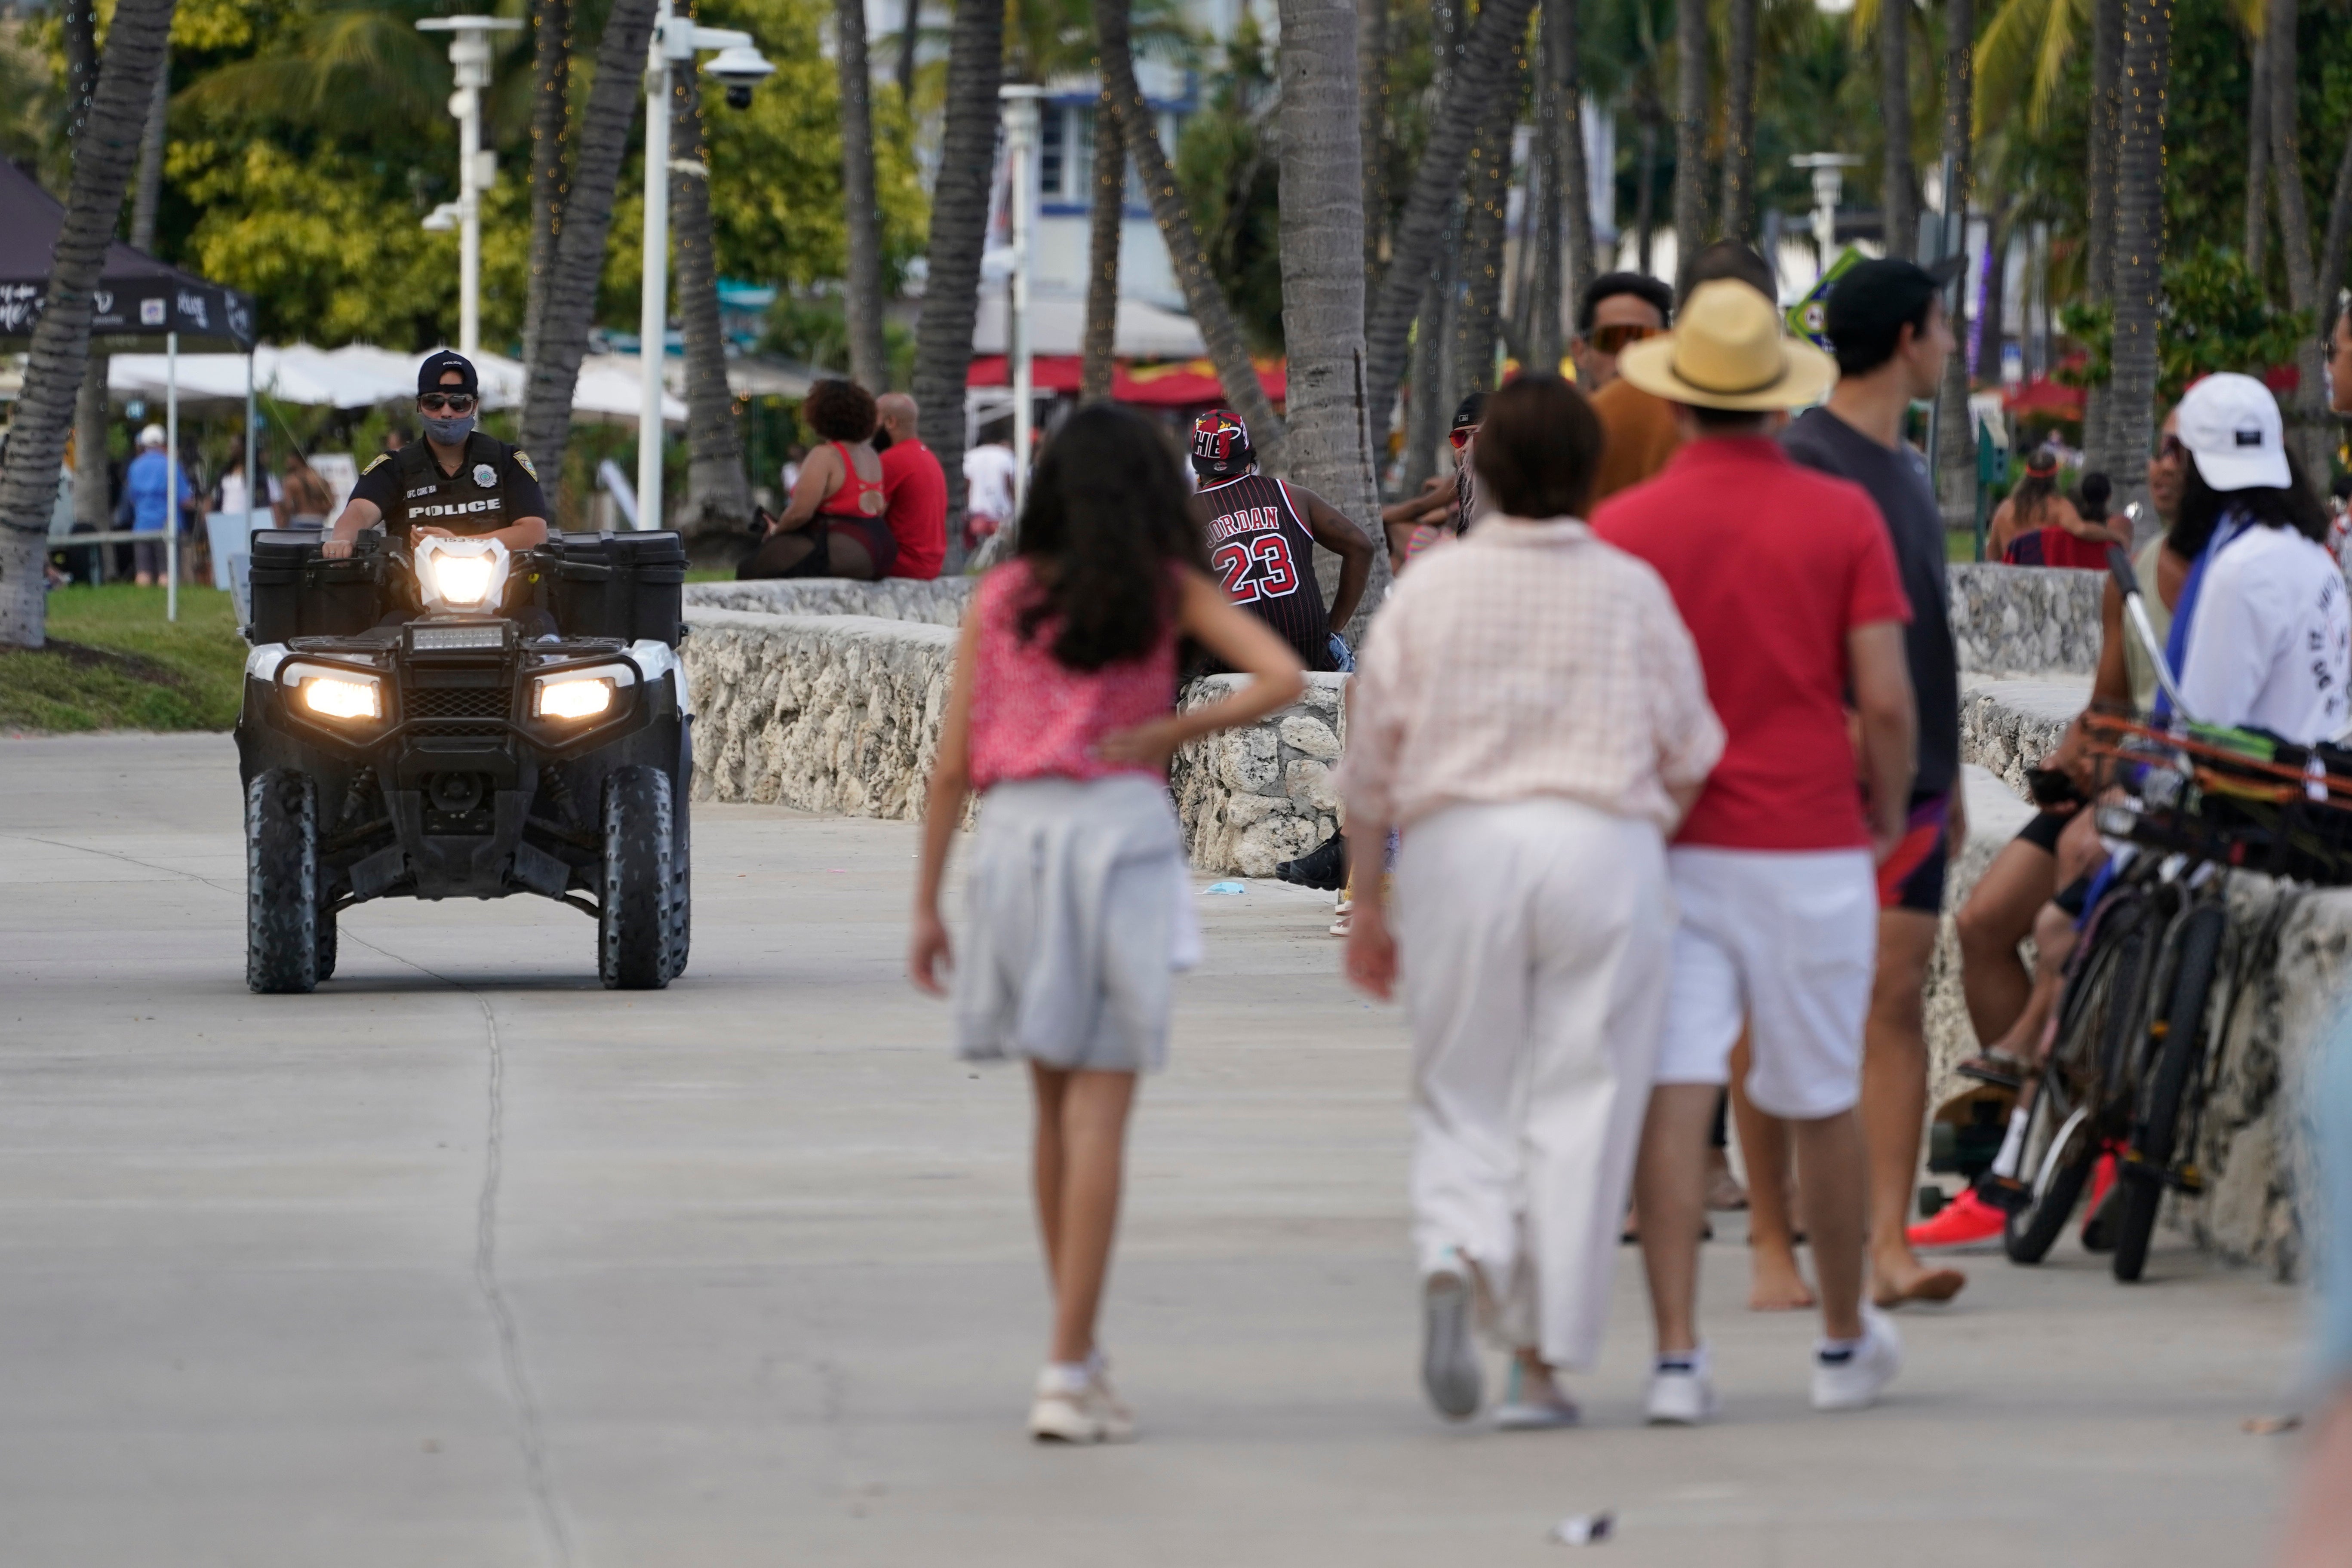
[
  {"x1": 513, "y1": 450, "x2": 538, "y2": 481},
  {"x1": 361, "y1": 453, "x2": 390, "y2": 473}
]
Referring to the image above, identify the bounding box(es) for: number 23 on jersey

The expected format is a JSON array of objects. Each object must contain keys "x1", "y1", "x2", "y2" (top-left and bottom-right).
[{"x1": 1213, "y1": 533, "x2": 1301, "y2": 603}]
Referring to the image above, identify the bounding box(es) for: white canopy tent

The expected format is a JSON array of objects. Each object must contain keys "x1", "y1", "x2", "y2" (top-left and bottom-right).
[{"x1": 105, "y1": 343, "x2": 686, "y2": 423}]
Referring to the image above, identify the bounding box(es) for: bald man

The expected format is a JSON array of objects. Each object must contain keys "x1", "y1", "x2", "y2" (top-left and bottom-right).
[{"x1": 875, "y1": 392, "x2": 947, "y2": 579}]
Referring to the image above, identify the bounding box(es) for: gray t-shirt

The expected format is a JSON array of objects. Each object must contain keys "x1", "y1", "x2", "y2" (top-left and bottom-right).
[{"x1": 1782, "y1": 406, "x2": 1960, "y2": 798}]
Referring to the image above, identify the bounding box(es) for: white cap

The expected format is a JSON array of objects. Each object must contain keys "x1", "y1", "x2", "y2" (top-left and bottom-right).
[
  {"x1": 2176, "y1": 372, "x2": 2291, "y2": 491},
  {"x1": 137, "y1": 423, "x2": 166, "y2": 448}
]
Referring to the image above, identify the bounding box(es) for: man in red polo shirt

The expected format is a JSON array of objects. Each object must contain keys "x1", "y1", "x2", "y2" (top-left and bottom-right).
[
  {"x1": 1591, "y1": 281, "x2": 1918, "y2": 1421},
  {"x1": 875, "y1": 392, "x2": 947, "y2": 579}
]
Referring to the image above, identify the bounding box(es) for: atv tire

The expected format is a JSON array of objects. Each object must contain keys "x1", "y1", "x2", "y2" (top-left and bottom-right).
[
  {"x1": 599, "y1": 766, "x2": 675, "y2": 990},
  {"x1": 317, "y1": 907, "x2": 339, "y2": 983},
  {"x1": 246, "y1": 769, "x2": 320, "y2": 994},
  {"x1": 666, "y1": 723, "x2": 692, "y2": 982}
]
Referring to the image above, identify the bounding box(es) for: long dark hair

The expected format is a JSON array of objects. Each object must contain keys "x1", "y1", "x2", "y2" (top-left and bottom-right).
[
  {"x1": 2171, "y1": 446, "x2": 2330, "y2": 559},
  {"x1": 1013, "y1": 405, "x2": 1211, "y2": 670}
]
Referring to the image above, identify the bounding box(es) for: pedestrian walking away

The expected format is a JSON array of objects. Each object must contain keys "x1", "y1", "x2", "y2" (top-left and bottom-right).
[
  {"x1": 1188, "y1": 408, "x2": 1377, "y2": 673},
  {"x1": 1339, "y1": 375, "x2": 1724, "y2": 1429},
  {"x1": 1594, "y1": 280, "x2": 1920, "y2": 1420},
  {"x1": 907, "y1": 404, "x2": 1306, "y2": 1446}
]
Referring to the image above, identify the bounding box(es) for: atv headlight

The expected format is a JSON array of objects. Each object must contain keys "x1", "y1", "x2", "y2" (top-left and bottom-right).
[
  {"x1": 414, "y1": 535, "x2": 512, "y2": 613},
  {"x1": 284, "y1": 666, "x2": 383, "y2": 721},
  {"x1": 535, "y1": 675, "x2": 615, "y2": 720}
]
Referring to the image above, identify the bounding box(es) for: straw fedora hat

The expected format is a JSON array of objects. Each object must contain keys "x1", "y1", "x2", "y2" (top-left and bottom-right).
[{"x1": 1617, "y1": 280, "x2": 1835, "y2": 411}]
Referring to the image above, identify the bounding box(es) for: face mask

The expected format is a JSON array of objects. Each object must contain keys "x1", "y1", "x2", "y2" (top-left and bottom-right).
[{"x1": 422, "y1": 412, "x2": 476, "y2": 445}]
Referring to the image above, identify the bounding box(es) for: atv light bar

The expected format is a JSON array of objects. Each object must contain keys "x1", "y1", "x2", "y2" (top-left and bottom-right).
[{"x1": 411, "y1": 623, "x2": 507, "y2": 652}]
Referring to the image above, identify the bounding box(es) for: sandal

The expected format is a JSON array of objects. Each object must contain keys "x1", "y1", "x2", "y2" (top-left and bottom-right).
[{"x1": 1955, "y1": 1051, "x2": 2028, "y2": 1090}]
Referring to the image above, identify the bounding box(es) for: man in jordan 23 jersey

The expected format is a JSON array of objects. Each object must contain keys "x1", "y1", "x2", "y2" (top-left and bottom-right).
[{"x1": 1189, "y1": 410, "x2": 1377, "y2": 673}]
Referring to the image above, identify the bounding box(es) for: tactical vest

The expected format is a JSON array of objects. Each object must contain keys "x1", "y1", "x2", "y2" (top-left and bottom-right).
[{"x1": 383, "y1": 432, "x2": 524, "y2": 542}]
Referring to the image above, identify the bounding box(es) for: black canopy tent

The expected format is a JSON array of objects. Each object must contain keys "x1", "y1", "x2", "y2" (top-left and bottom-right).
[{"x1": 0, "y1": 159, "x2": 257, "y2": 615}]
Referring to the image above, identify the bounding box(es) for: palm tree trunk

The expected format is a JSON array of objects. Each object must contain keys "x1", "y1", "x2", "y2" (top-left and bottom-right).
[
  {"x1": 524, "y1": 0, "x2": 572, "y2": 368},
  {"x1": 1554, "y1": 0, "x2": 1596, "y2": 327},
  {"x1": 2264, "y1": 0, "x2": 2327, "y2": 475},
  {"x1": 672, "y1": 57, "x2": 751, "y2": 534},
  {"x1": 2109, "y1": 0, "x2": 2171, "y2": 515},
  {"x1": 1276, "y1": 0, "x2": 1387, "y2": 629},
  {"x1": 521, "y1": 0, "x2": 661, "y2": 478},
  {"x1": 61, "y1": 0, "x2": 111, "y2": 538},
  {"x1": 1880, "y1": 0, "x2": 1917, "y2": 260},
  {"x1": 1671, "y1": 0, "x2": 1710, "y2": 267},
  {"x1": 909, "y1": 0, "x2": 1004, "y2": 540},
  {"x1": 0, "y1": 0, "x2": 177, "y2": 648},
  {"x1": 1932, "y1": 0, "x2": 1975, "y2": 528},
  {"x1": 1103, "y1": 5, "x2": 1288, "y2": 466},
  {"x1": 1360, "y1": 0, "x2": 1540, "y2": 428},
  {"x1": 2317, "y1": 121, "x2": 2352, "y2": 327},
  {"x1": 1080, "y1": 80, "x2": 1125, "y2": 403},
  {"x1": 1636, "y1": 111, "x2": 1658, "y2": 276},
  {"x1": 2082, "y1": 0, "x2": 2122, "y2": 472},
  {"x1": 1405, "y1": 267, "x2": 1452, "y2": 486},
  {"x1": 1719, "y1": 0, "x2": 1757, "y2": 245},
  {"x1": 129, "y1": 64, "x2": 166, "y2": 252},
  {"x1": 1359, "y1": 0, "x2": 1391, "y2": 293},
  {"x1": 1529, "y1": 0, "x2": 1565, "y2": 372},
  {"x1": 1454, "y1": 83, "x2": 1516, "y2": 395},
  {"x1": 896, "y1": 0, "x2": 920, "y2": 101},
  {"x1": 2243, "y1": 9, "x2": 2269, "y2": 277},
  {"x1": 837, "y1": 0, "x2": 889, "y2": 390}
]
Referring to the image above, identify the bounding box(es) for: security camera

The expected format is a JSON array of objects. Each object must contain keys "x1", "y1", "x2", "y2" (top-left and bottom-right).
[{"x1": 704, "y1": 44, "x2": 774, "y2": 109}]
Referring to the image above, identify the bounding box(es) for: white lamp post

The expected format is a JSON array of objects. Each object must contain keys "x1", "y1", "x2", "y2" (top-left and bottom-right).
[
  {"x1": 418, "y1": 16, "x2": 520, "y2": 358},
  {"x1": 1788, "y1": 152, "x2": 1862, "y2": 268},
  {"x1": 999, "y1": 86, "x2": 1043, "y2": 520},
  {"x1": 635, "y1": 0, "x2": 774, "y2": 532}
]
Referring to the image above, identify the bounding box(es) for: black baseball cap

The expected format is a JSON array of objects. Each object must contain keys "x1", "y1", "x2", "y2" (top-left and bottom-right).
[
  {"x1": 418, "y1": 349, "x2": 479, "y2": 396},
  {"x1": 1451, "y1": 391, "x2": 1488, "y2": 433},
  {"x1": 1823, "y1": 255, "x2": 1966, "y2": 344}
]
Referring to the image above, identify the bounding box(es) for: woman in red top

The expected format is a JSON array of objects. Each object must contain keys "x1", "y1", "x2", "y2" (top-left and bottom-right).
[
  {"x1": 1992, "y1": 450, "x2": 2128, "y2": 567},
  {"x1": 910, "y1": 405, "x2": 1303, "y2": 1444},
  {"x1": 739, "y1": 378, "x2": 897, "y2": 580}
]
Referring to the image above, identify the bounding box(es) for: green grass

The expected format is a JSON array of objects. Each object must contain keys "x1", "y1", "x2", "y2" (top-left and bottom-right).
[{"x1": 0, "y1": 585, "x2": 249, "y2": 734}]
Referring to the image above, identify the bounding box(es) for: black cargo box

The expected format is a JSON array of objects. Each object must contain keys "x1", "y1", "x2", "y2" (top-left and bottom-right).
[
  {"x1": 550, "y1": 532, "x2": 688, "y2": 648},
  {"x1": 248, "y1": 530, "x2": 386, "y2": 644}
]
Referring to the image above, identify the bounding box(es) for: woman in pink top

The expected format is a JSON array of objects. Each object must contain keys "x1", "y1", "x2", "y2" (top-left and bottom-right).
[{"x1": 910, "y1": 405, "x2": 1303, "y2": 1444}]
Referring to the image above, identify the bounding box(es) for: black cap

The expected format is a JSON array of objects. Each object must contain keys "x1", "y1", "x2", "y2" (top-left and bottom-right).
[
  {"x1": 418, "y1": 349, "x2": 479, "y2": 396},
  {"x1": 1824, "y1": 255, "x2": 1966, "y2": 344},
  {"x1": 1190, "y1": 409, "x2": 1254, "y2": 477},
  {"x1": 1451, "y1": 391, "x2": 1488, "y2": 433}
]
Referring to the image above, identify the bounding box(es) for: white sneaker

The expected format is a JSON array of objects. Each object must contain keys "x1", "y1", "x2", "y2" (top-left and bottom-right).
[
  {"x1": 1028, "y1": 1362, "x2": 1138, "y2": 1444},
  {"x1": 1329, "y1": 898, "x2": 1353, "y2": 938},
  {"x1": 1811, "y1": 1306, "x2": 1903, "y2": 1412},
  {"x1": 1644, "y1": 1346, "x2": 1719, "y2": 1426},
  {"x1": 1420, "y1": 1261, "x2": 1483, "y2": 1420}
]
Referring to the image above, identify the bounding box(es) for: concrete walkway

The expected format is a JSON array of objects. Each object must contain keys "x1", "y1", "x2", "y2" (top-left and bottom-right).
[{"x1": 0, "y1": 734, "x2": 2311, "y2": 1567}]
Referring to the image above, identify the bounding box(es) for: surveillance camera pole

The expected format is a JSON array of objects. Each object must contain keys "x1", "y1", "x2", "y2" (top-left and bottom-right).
[
  {"x1": 419, "y1": 16, "x2": 521, "y2": 358},
  {"x1": 637, "y1": 0, "x2": 769, "y2": 532},
  {"x1": 999, "y1": 86, "x2": 1044, "y2": 520},
  {"x1": 1788, "y1": 153, "x2": 1862, "y2": 271}
]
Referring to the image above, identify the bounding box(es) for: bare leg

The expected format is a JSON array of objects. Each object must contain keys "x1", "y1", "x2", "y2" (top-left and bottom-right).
[
  {"x1": 2279, "y1": 1390, "x2": 2352, "y2": 1568},
  {"x1": 1987, "y1": 903, "x2": 2080, "y2": 1065},
  {"x1": 1046, "y1": 1068, "x2": 1138, "y2": 1366},
  {"x1": 1866, "y1": 910, "x2": 1965, "y2": 1306},
  {"x1": 1955, "y1": 836, "x2": 2055, "y2": 1047},
  {"x1": 1636, "y1": 1083, "x2": 1721, "y2": 1356},
  {"x1": 1030, "y1": 1063, "x2": 1071, "y2": 1294},
  {"x1": 1731, "y1": 1034, "x2": 1815, "y2": 1311},
  {"x1": 1790, "y1": 1109, "x2": 1868, "y2": 1343}
]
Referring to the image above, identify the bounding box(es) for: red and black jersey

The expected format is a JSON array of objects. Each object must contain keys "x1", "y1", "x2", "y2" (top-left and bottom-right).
[{"x1": 1197, "y1": 472, "x2": 1334, "y2": 672}]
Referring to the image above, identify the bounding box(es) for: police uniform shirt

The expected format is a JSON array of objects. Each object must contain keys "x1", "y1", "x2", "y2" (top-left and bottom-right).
[{"x1": 349, "y1": 433, "x2": 549, "y2": 543}]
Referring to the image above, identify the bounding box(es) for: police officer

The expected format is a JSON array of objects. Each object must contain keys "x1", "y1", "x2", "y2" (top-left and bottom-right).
[{"x1": 321, "y1": 351, "x2": 549, "y2": 560}]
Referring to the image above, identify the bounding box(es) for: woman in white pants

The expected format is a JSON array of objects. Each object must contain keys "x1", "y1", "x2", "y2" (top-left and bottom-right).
[{"x1": 1338, "y1": 375, "x2": 1724, "y2": 1428}]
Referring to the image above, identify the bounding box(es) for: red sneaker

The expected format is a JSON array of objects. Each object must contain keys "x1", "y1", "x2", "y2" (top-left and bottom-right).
[
  {"x1": 2080, "y1": 1152, "x2": 2121, "y2": 1252},
  {"x1": 1906, "y1": 1188, "x2": 2008, "y2": 1252}
]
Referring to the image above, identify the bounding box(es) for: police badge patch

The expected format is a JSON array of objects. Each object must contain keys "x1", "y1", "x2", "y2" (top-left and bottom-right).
[
  {"x1": 473, "y1": 463, "x2": 498, "y2": 489},
  {"x1": 514, "y1": 451, "x2": 538, "y2": 481},
  {"x1": 362, "y1": 453, "x2": 390, "y2": 473}
]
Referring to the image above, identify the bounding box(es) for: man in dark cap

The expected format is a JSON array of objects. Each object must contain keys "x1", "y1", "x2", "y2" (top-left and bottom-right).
[
  {"x1": 323, "y1": 350, "x2": 550, "y2": 560},
  {"x1": 1189, "y1": 407, "x2": 1375, "y2": 673}
]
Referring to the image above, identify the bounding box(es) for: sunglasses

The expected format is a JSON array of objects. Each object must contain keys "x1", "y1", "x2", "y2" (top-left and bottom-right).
[
  {"x1": 1590, "y1": 323, "x2": 1660, "y2": 355},
  {"x1": 418, "y1": 392, "x2": 478, "y2": 413},
  {"x1": 1447, "y1": 425, "x2": 1479, "y2": 451}
]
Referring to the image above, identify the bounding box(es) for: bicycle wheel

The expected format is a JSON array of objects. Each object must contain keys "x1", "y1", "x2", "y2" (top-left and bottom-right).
[
  {"x1": 2112, "y1": 903, "x2": 2227, "y2": 1283},
  {"x1": 2004, "y1": 1068, "x2": 2098, "y2": 1263}
]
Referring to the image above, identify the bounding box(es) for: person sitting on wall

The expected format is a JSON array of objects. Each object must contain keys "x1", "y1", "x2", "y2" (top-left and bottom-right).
[{"x1": 740, "y1": 378, "x2": 896, "y2": 581}]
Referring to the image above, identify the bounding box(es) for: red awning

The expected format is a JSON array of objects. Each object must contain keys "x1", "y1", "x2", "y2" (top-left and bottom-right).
[
  {"x1": 968, "y1": 355, "x2": 1287, "y2": 407},
  {"x1": 2003, "y1": 376, "x2": 2084, "y2": 415}
]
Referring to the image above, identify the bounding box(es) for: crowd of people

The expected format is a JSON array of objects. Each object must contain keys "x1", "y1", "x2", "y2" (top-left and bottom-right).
[{"x1": 898, "y1": 235, "x2": 2352, "y2": 1463}]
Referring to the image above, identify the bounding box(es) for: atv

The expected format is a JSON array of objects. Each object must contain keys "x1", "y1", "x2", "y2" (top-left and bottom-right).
[{"x1": 234, "y1": 527, "x2": 692, "y2": 993}]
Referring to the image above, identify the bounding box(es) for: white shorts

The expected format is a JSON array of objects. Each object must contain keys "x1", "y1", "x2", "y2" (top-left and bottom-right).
[{"x1": 1654, "y1": 846, "x2": 1878, "y2": 1120}]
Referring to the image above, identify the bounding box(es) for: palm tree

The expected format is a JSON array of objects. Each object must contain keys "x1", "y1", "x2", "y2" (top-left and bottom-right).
[
  {"x1": 520, "y1": 0, "x2": 659, "y2": 480},
  {"x1": 60, "y1": 0, "x2": 112, "y2": 539},
  {"x1": 0, "y1": 0, "x2": 178, "y2": 649},
  {"x1": 836, "y1": 0, "x2": 889, "y2": 390},
  {"x1": 1276, "y1": 0, "x2": 1384, "y2": 617},
  {"x1": 2262, "y1": 0, "x2": 2326, "y2": 476},
  {"x1": 1931, "y1": 0, "x2": 1976, "y2": 527},
  {"x1": 909, "y1": 0, "x2": 1005, "y2": 538},
  {"x1": 1529, "y1": 0, "x2": 1568, "y2": 371},
  {"x1": 1555, "y1": 0, "x2": 1597, "y2": 323},
  {"x1": 2107, "y1": 0, "x2": 2170, "y2": 513},
  {"x1": 2084, "y1": 0, "x2": 2121, "y2": 470},
  {"x1": 2318, "y1": 124, "x2": 2352, "y2": 338},
  {"x1": 1358, "y1": 0, "x2": 1390, "y2": 291},
  {"x1": 1880, "y1": 0, "x2": 1917, "y2": 259},
  {"x1": 671, "y1": 51, "x2": 752, "y2": 534},
  {"x1": 523, "y1": 0, "x2": 572, "y2": 367},
  {"x1": 1080, "y1": 70, "x2": 1125, "y2": 403},
  {"x1": 2242, "y1": 2, "x2": 2268, "y2": 274},
  {"x1": 1103, "y1": 4, "x2": 1288, "y2": 465},
  {"x1": 1720, "y1": 0, "x2": 1758, "y2": 245},
  {"x1": 178, "y1": 0, "x2": 460, "y2": 141},
  {"x1": 1672, "y1": 0, "x2": 1709, "y2": 260},
  {"x1": 1454, "y1": 74, "x2": 1518, "y2": 395},
  {"x1": 129, "y1": 68, "x2": 167, "y2": 251},
  {"x1": 897, "y1": 0, "x2": 921, "y2": 99},
  {"x1": 1362, "y1": 0, "x2": 1539, "y2": 431}
]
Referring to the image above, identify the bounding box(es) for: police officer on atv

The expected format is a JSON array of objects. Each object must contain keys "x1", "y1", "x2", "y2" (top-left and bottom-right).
[{"x1": 322, "y1": 350, "x2": 550, "y2": 563}]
